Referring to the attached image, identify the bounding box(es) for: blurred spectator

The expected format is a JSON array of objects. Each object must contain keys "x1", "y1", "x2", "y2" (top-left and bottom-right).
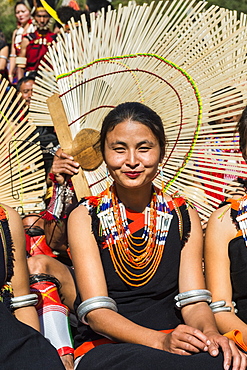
[
  {"x1": 17, "y1": 76, "x2": 59, "y2": 177},
  {"x1": 0, "y1": 30, "x2": 8, "y2": 79},
  {"x1": 54, "y1": 6, "x2": 90, "y2": 33},
  {"x1": 16, "y1": 5, "x2": 56, "y2": 80},
  {"x1": 9, "y1": 0, "x2": 35, "y2": 84},
  {"x1": 86, "y1": 0, "x2": 114, "y2": 14}
]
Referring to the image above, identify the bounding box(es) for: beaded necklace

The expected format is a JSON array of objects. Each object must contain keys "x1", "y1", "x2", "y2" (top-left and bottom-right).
[
  {"x1": 97, "y1": 185, "x2": 173, "y2": 287},
  {"x1": 236, "y1": 194, "x2": 247, "y2": 246}
]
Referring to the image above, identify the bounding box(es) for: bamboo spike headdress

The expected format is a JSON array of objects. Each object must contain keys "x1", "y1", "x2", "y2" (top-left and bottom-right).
[
  {"x1": 30, "y1": 0, "x2": 247, "y2": 222},
  {"x1": 0, "y1": 77, "x2": 46, "y2": 212}
]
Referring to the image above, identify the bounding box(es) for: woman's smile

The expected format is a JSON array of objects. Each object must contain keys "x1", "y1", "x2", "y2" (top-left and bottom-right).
[{"x1": 104, "y1": 120, "x2": 162, "y2": 190}]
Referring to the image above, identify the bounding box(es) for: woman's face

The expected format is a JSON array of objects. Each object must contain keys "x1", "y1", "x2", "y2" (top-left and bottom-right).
[
  {"x1": 15, "y1": 4, "x2": 31, "y2": 26},
  {"x1": 104, "y1": 120, "x2": 162, "y2": 190}
]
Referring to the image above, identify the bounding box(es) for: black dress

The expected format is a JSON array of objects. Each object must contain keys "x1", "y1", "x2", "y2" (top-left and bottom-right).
[
  {"x1": 74, "y1": 194, "x2": 225, "y2": 369},
  {"x1": 221, "y1": 198, "x2": 247, "y2": 323},
  {"x1": 0, "y1": 205, "x2": 65, "y2": 370}
]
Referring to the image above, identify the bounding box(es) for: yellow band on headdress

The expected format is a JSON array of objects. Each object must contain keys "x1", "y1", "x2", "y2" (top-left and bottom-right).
[
  {"x1": 36, "y1": 6, "x2": 45, "y2": 11},
  {"x1": 40, "y1": 0, "x2": 63, "y2": 25}
]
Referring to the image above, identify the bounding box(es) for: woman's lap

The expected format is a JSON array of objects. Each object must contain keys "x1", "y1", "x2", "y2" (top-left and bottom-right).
[
  {"x1": 0, "y1": 303, "x2": 64, "y2": 370},
  {"x1": 76, "y1": 342, "x2": 225, "y2": 370}
]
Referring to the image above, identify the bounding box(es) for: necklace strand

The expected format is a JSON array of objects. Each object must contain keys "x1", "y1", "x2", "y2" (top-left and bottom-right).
[{"x1": 97, "y1": 185, "x2": 173, "y2": 287}]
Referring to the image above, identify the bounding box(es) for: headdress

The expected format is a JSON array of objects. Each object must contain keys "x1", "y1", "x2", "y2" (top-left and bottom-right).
[
  {"x1": 0, "y1": 77, "x2": 46, "y2": 212},
  {"x1": 30, "y1": 1, "x2": 247, "y2": 221}
]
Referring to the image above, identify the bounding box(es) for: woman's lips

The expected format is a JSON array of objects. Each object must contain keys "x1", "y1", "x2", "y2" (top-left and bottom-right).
[{"x1": 124, "y1": 172, "x2": 141, "y2": 179}]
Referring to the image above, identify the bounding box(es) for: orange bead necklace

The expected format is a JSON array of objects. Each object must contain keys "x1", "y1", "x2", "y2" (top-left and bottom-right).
[{"x1": 97, "y1": 185, "x2": 173, "y2": 287}]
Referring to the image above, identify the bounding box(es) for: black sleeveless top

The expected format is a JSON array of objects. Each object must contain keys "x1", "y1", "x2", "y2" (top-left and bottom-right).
[
  {"x1": 73, "y1": 194, "x2": 191, "y2": 353},
  {"x1": 220, "y1": 198, "x2": 247, "y2": 323},
  {"x1": 0, "y1": 205, "x2": 14, "y2": 309}
]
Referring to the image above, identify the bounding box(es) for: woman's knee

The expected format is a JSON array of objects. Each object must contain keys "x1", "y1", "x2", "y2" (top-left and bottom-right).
[{"x1": 27, "y1": 255, "x2": 54, "y2": 274}]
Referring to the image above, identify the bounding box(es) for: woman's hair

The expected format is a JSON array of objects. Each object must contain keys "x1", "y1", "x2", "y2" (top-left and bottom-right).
[
  {"x1": 100, "y1": 102, "x2": 166, "y2": 159},
  {"x1": 87, "y1": 0, "x2": 114, "y2": 13},
  {"x1": 14, "y1": 0, "x2": 32, "y2": 11},
  {"x1": 237, "y1": 105, "x2": 247, "y2": 161}
]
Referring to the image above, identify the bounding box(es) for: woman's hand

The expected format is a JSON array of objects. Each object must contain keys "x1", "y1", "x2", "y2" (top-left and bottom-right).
[
  {"x1": 163, "y1": 326, "x2": 246, "y2": 370},
  {"x1": 162, "y1": 324, "x2": 210, "y2": 355},
  {"x1": 51, "y1": 148, "x2": 79, "y2": 185},
  {"x1": 204, "y1": 331, "x2": 246, "y2": 370}
]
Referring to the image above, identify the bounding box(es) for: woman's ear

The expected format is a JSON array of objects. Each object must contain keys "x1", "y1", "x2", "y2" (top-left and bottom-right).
[{"x1": 159, "y1": 149, "x2": 165, "y2": 163}]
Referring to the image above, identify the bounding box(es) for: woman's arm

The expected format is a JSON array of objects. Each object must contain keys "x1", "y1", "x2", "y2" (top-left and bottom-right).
[
  {"x1": 6, "y1": 205, "x2": 40, "y2": 331},
  {"x1": 0, "y1": 45, "x2": 8, "y2": 71},
  {"x1": 16, "y1": 38, "x2": 29, "y2": 80},
  {"x1": 205, "y1": 205, "x2": 247, "y2": 342},
  {"x1": 178, "y1": 206, "x2": 244, "y2": 369},
  {"x1": 8, "y1": 31, "x2": 17, "y2": 83},
  {"x1": 68, "y1": 205, "x2": 228, "y2": 357}
]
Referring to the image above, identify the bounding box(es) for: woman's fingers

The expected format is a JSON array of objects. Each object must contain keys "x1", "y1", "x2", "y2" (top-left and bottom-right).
[{"x1": 165, "y1": 325, "x2": 210, "y2": 354}]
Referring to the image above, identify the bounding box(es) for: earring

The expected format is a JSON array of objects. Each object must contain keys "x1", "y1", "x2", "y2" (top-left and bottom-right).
[
  {"x1": 106, "y1": 165, "x2": 110, "y2": 196},
  {"x1": 159, "y1": 163, "x2": 164, "y2": 193}
]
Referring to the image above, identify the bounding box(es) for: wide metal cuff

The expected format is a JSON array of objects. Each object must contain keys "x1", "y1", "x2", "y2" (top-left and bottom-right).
[
  {"x1": 175, "y1": 289, "x2": 212, "y2": 309},
  {"x1": 77, "y1": 296, "x2": 118, "y2": 325},
  {"x1": 10, "y1": 293, "x2": 38, "y2": 310}
]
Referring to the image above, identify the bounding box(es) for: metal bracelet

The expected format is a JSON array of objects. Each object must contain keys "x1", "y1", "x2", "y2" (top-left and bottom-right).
[
  {"x1": 10, "y1": 293, "x2": 38, "y2": 310},
  {"x1": 210, "y1": 300, "x2": 238, "y2": 314},
  {"x1": 77, "y1": 296, "x2": 118, "y2": 325},
  {"x1": 9, "y1": 54, "x2": 17, "y2": 57},
  {"x1": 175, "y1": 294, "x2": 212, "y2": 309},
  {"x1": 0, "y1": 55, "x2": 7, "y2": 60},
  {"x1": 175, "y1": 289, "x2": 212, "y2": 301}
]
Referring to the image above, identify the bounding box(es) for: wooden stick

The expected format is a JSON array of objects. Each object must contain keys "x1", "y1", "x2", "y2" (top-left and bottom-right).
[{"x1": 46, "y1": 93, "x2": 91, "y2": 199}]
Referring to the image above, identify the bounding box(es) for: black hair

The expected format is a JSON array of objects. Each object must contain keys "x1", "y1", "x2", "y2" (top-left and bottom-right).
[
  {"x1": 16, "y1": 75, "x2": 35, "y2": 92},
  {"x1": 237, "y1": 105, "x2": 247, "y2": 161},
  {"x1": 86, "y1": 0, "x2": 114, "y2": 13},
  {"x1": 56, "y1": 6, "x2": 90, "y2": 28},
  {"x1": 100, "y1": 102, "x2": 166, "y2": 159}
]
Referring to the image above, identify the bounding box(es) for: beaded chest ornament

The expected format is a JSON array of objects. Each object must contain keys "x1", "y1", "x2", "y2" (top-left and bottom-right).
[
  {"x1": 236, "y1": 195, "x2": 247, "y2": 246},
  {"x1": 97, "y1": 185, "x2": 173, "y2": 287}
]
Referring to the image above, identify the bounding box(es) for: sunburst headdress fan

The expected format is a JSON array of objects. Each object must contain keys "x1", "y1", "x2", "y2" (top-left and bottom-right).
[
  {"x1": 30, "y1": 0, "x2": 247, "y2": 222},
  {"x1": 0, "y1": 77, "x2": 46, "y2": 212}
]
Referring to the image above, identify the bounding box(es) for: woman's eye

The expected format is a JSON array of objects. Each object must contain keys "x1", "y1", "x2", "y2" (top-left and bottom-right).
[
  {"x1": 139, "y1": 147, "x2": 150, "y2": 151},
  {"x1": 113, "y1": 147, "x2": 125, "y2": 152}
]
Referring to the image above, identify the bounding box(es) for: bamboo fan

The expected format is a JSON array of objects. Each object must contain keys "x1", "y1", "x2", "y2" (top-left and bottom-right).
[
  {"x1": 30, "y1": 0, "x2": 247, "y2": 221},
  {"x1": 0, "y1": 77, "x2": 46, "y2": 213}
]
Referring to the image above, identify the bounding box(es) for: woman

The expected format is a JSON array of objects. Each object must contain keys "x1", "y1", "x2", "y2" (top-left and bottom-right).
[
  {"x1": 8, "y1": 0, "x2": 35, "y2": 84},
  {"x1": 205, "y1": 106, "x2": 247, "y2": 352},
  {"x1": 68, "y1": 102, "x2": 245, "y2": 369},
  {"x1": 0, "y1": 31, "x2": 8, "y2": 79},
  {"x1": 0, "y1": 203, "x2": 64, "y2": 369}
]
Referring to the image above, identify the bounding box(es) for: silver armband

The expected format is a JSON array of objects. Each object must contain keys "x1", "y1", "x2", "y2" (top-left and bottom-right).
[
  {"x1": 175, "y1": 289, "x2": 212, "y2": 309},
  {"x1": 0, "y1": 55, "x2": 7, "y2": 60},
  {"x1": 210, "y1": 300, "x2": 238, "y2": 314},
  {"x1": 10, "y1": 293, "x2": 38, "y2": 310},
  {"x1": 77, "y1": 296, "x2": 118, "y2": 325}
]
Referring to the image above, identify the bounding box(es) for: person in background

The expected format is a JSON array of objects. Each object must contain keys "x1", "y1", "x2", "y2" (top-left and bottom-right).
[
  {"x1": 9, "y1": 0, "x2": 35, "y2": 84},
  {"x1": 16, "y1": 75, "x2": 59, "y2": 177},
  {"x1": 0, "y1": 202, "x2": 64, "y2": 369},
  {"x1": 204, "y1": 105, "x2": 247, "y2": 353},
  {"x1": 0, "y1": 31, "x2": 9, "y2": 79},
  {"x1": 86, "y1": 0, "x2": 114, "y2": 14},
  {"x1": 16, "y1": 4, "x2": 56, "y2": 80}
]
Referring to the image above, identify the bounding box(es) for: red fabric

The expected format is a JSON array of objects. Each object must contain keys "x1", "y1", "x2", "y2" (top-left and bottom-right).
[
  {"x1": 57, "y1": 346, "x2": 74, "y2": 356},
  {"x1": 25, "y1": 31, "x2": 56, "y2": 71},
  {"x1": 74, "y1": 329, "x2": 174, "y2": 359},
  {"x1": 25, "y1": 234, "x2": 55, "y2": 257}
]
